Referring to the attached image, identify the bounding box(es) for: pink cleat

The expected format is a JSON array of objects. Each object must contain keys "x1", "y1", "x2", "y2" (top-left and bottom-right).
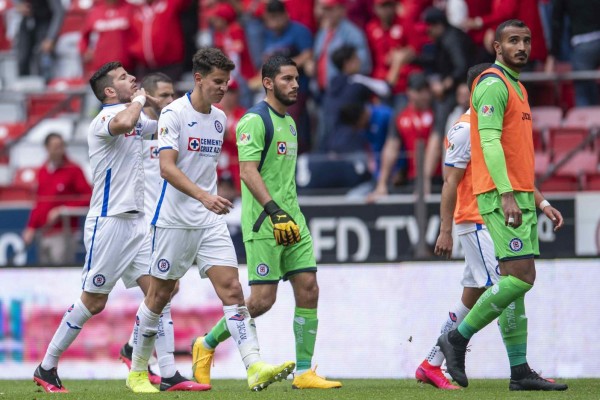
[
  {"x1": 160, "y1": 371, "x2": 211, "y2": 391},
  {"x1": 416, "y1": 360, "x2": 461, "y2": 390}
]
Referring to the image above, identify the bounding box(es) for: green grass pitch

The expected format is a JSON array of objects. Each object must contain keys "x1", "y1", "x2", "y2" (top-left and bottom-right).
[{"x1": 2, "y1": 378, "x2": 598, "y2": 400}]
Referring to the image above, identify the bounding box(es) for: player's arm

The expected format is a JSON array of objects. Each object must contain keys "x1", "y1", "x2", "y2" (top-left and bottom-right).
[
  {"x1": 473, "y1": 75, "x2": 521, "y2": 227},
  {"x1": 435, "y1": 165, "x2": 465, "y2": 259},
  {"x1": 534, "y1": 186, "x2": 563, "y2": 231},
  {"x1": 108, "y1": 88, "x2": 159, "y2": 136}
]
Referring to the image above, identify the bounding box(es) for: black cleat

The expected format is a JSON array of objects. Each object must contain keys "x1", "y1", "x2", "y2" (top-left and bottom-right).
[
  {"x1": 436, "y1": 331, "x2": 468, "y2": 387},
  {"x1": 33, "y1": 364, "x2": 68, "y2": 393},
  {"x1": 509, "y1": 370, "x2": 568, "y2": 391},
  {"x1": 160, "y1": 371, "x2": 211, "y2": 392}
]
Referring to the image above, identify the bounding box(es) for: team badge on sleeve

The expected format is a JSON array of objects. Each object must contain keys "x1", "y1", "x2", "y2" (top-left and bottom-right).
[
  {"x1": 159, "y1": 127, "x2": 169, "y2": 136},
  {"x1": 509, "y1": 237, "x2": 523, "y2": 252},
  {"x1": 256, "y1": 263, "x2": 270, "y2": 277},
  {"x1": 157, "y1": 259, "x2": 171, "y2": 272},
  {"x1": 239, "y1": 133, "x2": 251, "y2": 145},
  {"x1": 481, "y1": 105, "x2": 495, "y2": 117},
  {"x1": 92, "y1": 274, "x2": 106, "y2": 287},
  {"x1": 214, "y1": 120, "x2": 223, "y2": 133},
  {"x1": 188, "y1": 137, "x2": 201, "y2": 151}
]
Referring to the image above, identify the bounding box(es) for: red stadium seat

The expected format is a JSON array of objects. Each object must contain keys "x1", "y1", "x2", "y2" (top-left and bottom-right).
[
  {"x1": 0, "y1": 122, "x2": 26, "y2": 149},
  {"x1": 539, "y1": 176, "x2": 579, "y2": 192},
  {"x1": 563, "y1": 106, "x2": 600, "y2": 129},
  {"x1": 548, "y1": 127, "x2": 589, "y2": 159},
  {"x1": 534, "y1": 151, "x2": 551, "y2": 177},
  {"x1": 27, "y1": 93, "x2": 82, "y2": 122},
  {"x1": 12, "y1": 166, "x2": 38, "y2": 190},
  {"x1": 554, "y1": 151, "x2": 599, "y2": 179},
  {"x1": 584, "y1": 173, "x2": 600, "y2": 191},
  {"x1": 531, "y1": 106, "x2": 562, "y2": 131}
]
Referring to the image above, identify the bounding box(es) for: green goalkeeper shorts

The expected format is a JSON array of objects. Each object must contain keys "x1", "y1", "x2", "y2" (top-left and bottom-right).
[
  {"x1": 246, "y1": 235, "x2": 317, "y2": 285},
  {"x1": 480, "y1": 204, "x2": 540, "y2": 261}
]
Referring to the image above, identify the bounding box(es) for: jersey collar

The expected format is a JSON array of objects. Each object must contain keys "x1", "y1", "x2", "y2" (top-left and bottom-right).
[{"x1": 494, "y1": 61, "x2": 520, "y2": 83}]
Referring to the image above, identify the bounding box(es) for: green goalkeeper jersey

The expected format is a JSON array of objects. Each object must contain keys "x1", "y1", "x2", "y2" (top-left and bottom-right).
[{"x1": 235, "y1": 101, "x2": 310, "y2": 242}]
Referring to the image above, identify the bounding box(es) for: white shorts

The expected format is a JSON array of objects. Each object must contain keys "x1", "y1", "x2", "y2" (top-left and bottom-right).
[
  {"x1": 459, "y1": 226, "x2": 500, "y2": 288},
  {"x1": 149, "y1": 223, "x2": 238, "y2": 281},
  {"x1": 81, "y1": 214, "x2": 151, "y2": 294}
]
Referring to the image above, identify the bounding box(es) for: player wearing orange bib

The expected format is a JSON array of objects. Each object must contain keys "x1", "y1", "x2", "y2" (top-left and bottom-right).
[{"x1": 436, "y1": 20, "x2": 567, "y2": 391}]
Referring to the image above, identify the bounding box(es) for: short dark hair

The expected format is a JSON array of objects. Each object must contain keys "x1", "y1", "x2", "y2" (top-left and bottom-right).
[
  {"x1": 265, "y1": 0, "x2": 286, "y2": 14},
  {"x1": 89, "y1": 61, "x2": 123, "y2": 102},
  {"x1": 331, "y1": 45, "x2": 356, "y2": 71},
  {"x1": 141, "y1": 72, "x2": 173, "y2": 94},
  {"x1": 44, "y1": 132, "x2": 63, "y2": 147},
  {"x1": 192, "y1": 48, "x2": 235, "y2": 76},
  {"x1": 261, "y1": 54, "x2": 297, "y2": 81},
  {"x1": 495, "y1": 19, "x2": 529, "y2": 41},
  {"x1": 467, "y1": 63, "x2": 492, "y2": 90}
]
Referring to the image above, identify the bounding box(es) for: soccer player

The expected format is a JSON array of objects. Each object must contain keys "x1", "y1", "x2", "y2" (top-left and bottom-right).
[
  {"x1": 127, "y1": 48, "x2": 295, "y2": 394},
  {"x1": 416, "y1": 63, "x2": 493, "y2": 391},
  {"x1": 32, "y1": 61, "x2": 161, "y2": 393},
  {"x1": 191, "y1": 55, "x2": 342, "y2": 390},
  {"x1": 437, "y1": 20, "x2": 568, "y2": 391}
]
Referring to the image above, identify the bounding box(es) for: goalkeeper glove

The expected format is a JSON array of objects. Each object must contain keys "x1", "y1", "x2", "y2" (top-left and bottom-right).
[{"x1": 264, "y1": 200, "x2": 301, "y2": 246}]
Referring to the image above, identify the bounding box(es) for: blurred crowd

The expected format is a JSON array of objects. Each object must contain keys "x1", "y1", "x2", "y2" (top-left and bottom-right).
[{"x1": 2, "y1": 0, "x2": 599, "y2": 196}]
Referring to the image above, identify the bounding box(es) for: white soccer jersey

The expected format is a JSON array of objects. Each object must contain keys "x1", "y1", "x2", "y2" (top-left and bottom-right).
[
  {"x1": 151, "y1": 93, "x2": 226, "y2": 228},
  {"x1": 142, "y1": 136, "x2": 161, "y2": 223},
  {"x1": 87, "y1": 103, "x2": 157, "y2": 217}
]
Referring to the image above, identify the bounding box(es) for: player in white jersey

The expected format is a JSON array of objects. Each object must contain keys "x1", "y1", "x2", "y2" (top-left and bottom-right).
[
  {"x1": 415, "y1": 63, "x2": 500, "y2": 390},
  {"x1": 127, "y1": 48, "x2": 295, "y2": 394},
  {"x1": 32, "y1": 61, "x2": 159, "y2": 393},
  {"x1": 118, "y1": 72, "x2": 201, "y2": 389}
]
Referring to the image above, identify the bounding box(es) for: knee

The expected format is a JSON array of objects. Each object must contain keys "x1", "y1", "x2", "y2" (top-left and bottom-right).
[
  {"x1": 82, "y1": 293, "x2": 108, "y2": 315},
  {"x1": 148, "y1": 287, "x2": 172, "y2": 311},
  {"x1": 247, "y1": 294, "x2": 275, "y2": 318},
  {"x1": 221, "y1": 278, "x2": 244, "y2": 305},
  {"x1": 298, "y1": 279, "x2": 319, "y2": 305}
]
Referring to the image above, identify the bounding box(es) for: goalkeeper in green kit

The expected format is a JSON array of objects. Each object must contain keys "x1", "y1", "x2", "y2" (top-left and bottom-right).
[{"x1": 191, "y1": 55, "x2": 342, "y2": 390}]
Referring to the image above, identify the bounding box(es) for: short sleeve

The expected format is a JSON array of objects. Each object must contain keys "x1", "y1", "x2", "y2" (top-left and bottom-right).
[
  {"x1": 157, "y1": 109, "x2": 180, "y2": 152},
  {"x1": 236, "y1": 113, "x2": 266, "y2": 162},
  {"x1": 96, "y1": 112, "x2": 116, "y2": 138},
  {"x1": 137, "y1": 112, "x2": 158, "y2": 139},
  {"x1": 445, "y1": 122, "x2": 471, "y2": 169}
]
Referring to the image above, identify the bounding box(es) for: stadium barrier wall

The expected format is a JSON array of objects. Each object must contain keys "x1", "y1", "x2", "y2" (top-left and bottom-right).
[
  {"x1": 0, "y1": 259, "x2": 598, "y2": 380},
  {"x1": 1, "y1": 191, "x2": 599, "y2": 266}
]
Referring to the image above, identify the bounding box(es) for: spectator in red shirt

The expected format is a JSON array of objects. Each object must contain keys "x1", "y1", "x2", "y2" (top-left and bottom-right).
[
  {"x1": 80, "y1": 0, "x2": 135, "y2": 76},
  {"x1": 129, "y1": 0, "x2": 191, "y2": 80},
  {"x1": 22, "y1": 133, "x2": 92, "y2": 264},
  {"x1": 366, "y1": 0, "x2": 423, "y2": 103},
  {"x1": 368, "y1": 73, "x2": 440, "y2": 199}
]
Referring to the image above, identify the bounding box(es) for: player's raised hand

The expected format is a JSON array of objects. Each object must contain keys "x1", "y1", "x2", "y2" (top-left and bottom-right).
[
  {"x1": 543, "y1": 205, "x2": 564, "y2": 232},
  {"x1": 200, "y1": 193, "x2": 234, "y2": 215},
  {"x1": 434, "y1": 231, "x2": 453, "y2": 259},
  {"x1": 264, "y1": 200, "x2": 301, "y2": 246}
]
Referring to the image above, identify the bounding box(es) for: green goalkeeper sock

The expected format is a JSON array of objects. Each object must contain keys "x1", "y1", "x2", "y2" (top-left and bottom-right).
[
  {"x1": 294, "y1": 307, "x2": 318, "y2": 371},
  {"x1": 458, "y1": 275, "x2": 532, "y2": 339},
  {"x1": 205, "y1": 317, "x2": 231, "y2": 349},
  {"x1": 499, "y1": 294, "x2": 528, "y2": 366}
]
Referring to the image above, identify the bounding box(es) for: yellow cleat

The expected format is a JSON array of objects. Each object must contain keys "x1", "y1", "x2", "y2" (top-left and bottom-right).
[
  {"x1": 247, "y1": 361, "x2": 296, "y2": 392},
  {"x1": 126, "y1": 371, "x2": 159, "y2": 393},
  {"x1": 292, "y1": 366, "x2": 342, "y2": 389},
  {"x1": 191, "y1": 336, "x2": 214, "y2": 385}
]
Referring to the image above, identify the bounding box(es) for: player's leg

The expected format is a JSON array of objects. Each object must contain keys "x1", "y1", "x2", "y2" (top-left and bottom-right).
[
  {"x1": 35, "y1": 215, "x2": 142, "y2": 393},
  {"x1": 438, "y1": 208, "x2": 536, "y2": 387},
  {"x1": 128, "y1": 227, "x2": 201, "y2": 393},
  {"x1": 198, "y1": 226, "x2": 294, "y2": 391},
  {"x1": 284, "y1": 236, "x2": 341, "y2": 389},
  {"x1": 192, "y1": 238, "x2": 281, "y2": 384}
]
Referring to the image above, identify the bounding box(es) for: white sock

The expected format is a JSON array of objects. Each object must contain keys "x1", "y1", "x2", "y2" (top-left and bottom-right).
[
  {"x1": 131, "y1": 301, "x2": 161, "y2": 372},
  {"x1": 223, "y1": 305, "x2": 260, "y2": 369},
  {"x1": 427, "y1": 301, "x2": 470, "y2": 367},
  {"x1": 155, "y1": 302, "x2": 177, "y2": 379},
  {"x1": 41, "y1": 299, "x2": 92, "y2": 370}
]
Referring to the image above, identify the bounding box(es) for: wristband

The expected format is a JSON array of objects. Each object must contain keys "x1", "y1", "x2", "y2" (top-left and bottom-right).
[
  {"x1": 264, "y1": 200, "x2": 280, "y2": 216},
  {"x1": 539, "y1": 199, "x2": 551, "y2": 210},
  {"x1": 132, "y1": 95, "x2": 146, "y2": 107}
]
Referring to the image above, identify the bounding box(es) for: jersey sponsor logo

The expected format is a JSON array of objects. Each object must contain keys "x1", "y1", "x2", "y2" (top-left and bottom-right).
[
  {"x1": 448, "y1": 142, "x2": 455, "y2": 150},
  {"x1": 188, "y1": 137, "x2": 201, "y2": 151},
  {"x1": 157, "y1": 258, "x2": 171, "y2": 272},
  {"x1": 509, "y1": 237, "x2": 523, "y2": 252},
  {"x1": 239, "y1": 132, "x2": 251, "y2": 145},
  {"x1": 277, "y1": 141, "x2": 287, "y2": 155},
  {"x1": 290, "y1": 125, "x2": 297, "y2": 136},
  {"x1": 150, "y1": 146, "x2": 159, "y2": 159},
  {"x1": 214, "y1": 120, "x2": 223, "y2": 133},
  {"x1": 522, "y1": 112, "x2": 531, "y2": 121},
  {"x1": 161, "y1": 109, "x2": 174, "y2": 115},
  {"x1": 124, "y1": 129, "x2": 136, "y2": 137},
  {"x1": 256, "y1": 263, "x2": 270, "y2": 277},
  {"x1": 159, "y1": 127, "x2": 169, "y2": 136},
  {"x1": 92, "y1": 273, "x2": 106, "y2": 287},
  {"x1": 188, "y1": 121, "x2": 198, "y2": 127},
  {"x1": 481, "y1": 105, "x2": 495, "y2": 117},
  {"x1": 228, "y1": 314, "x2": 245, "y2": 321},
  {"x1": 66, "y1": 321, "x2": 82, "y2": 330}
]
